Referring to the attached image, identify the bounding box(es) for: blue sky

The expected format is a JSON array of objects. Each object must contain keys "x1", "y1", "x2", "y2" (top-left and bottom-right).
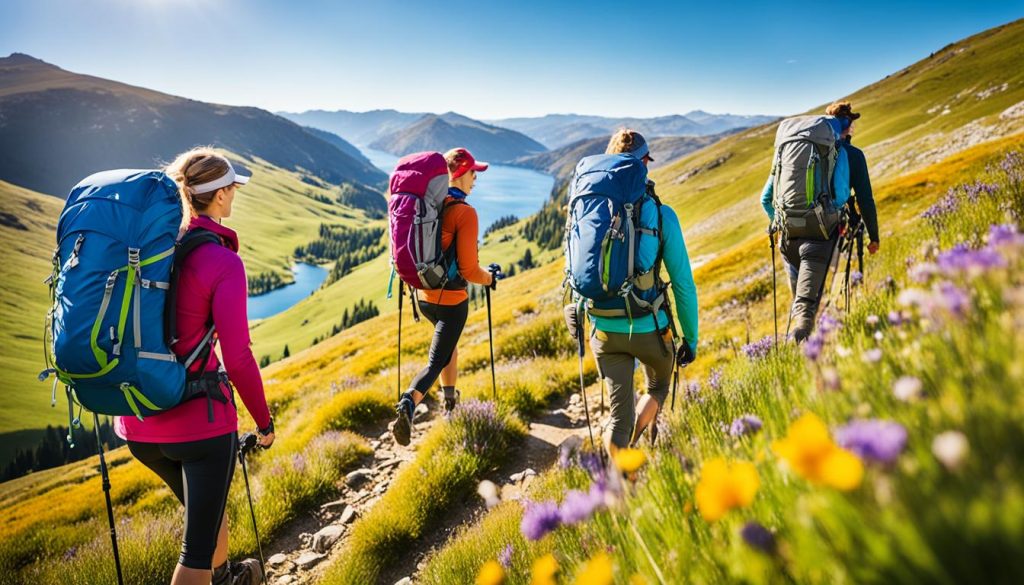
[{"x1": 1, "y1": 1, "x2": 1020, "y2": 119}]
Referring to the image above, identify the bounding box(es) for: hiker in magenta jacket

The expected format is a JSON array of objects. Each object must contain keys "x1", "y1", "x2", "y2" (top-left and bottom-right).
[{"x1": 115, "y1": 148, "x2": 273, "y2": 585}]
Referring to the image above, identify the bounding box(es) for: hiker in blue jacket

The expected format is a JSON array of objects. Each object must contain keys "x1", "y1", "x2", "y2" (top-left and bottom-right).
[
  {"x1": 826, "y1": 101, "x2": 881, "y2": 255},
  {"x1": 760, "y1": 115, "x2": 851, "y2": 341},
  {"x1": 571, "y1": 130, "x2": 699, "y2": 452}
]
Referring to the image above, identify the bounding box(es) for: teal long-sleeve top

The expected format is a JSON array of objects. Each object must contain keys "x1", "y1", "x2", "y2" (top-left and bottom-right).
[
  {"x1": 760, "y1": 145, "x2": 851, "y2": 221},
  {"x1": 591, "y1": 205, "x2": 699, "y2": 355}
]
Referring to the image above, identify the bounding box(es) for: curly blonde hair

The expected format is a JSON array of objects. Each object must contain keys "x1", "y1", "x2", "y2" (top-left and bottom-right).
[{"x1": 606, "y1": 128, "x2": 641, "y2": 155}]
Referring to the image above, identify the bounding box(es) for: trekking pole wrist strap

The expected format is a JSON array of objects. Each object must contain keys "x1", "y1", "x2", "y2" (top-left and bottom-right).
[{"x1": 256, "y1": 418, "x2": 272, "y2": 436}]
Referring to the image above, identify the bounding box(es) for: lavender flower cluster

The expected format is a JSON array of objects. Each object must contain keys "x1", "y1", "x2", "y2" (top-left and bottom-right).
[
  {"x1": 741, "y1": 336, "x2": 775, "y2": 360},
  {"x1": 836, "y1": 419, "x2": 908, "y2": 465}
]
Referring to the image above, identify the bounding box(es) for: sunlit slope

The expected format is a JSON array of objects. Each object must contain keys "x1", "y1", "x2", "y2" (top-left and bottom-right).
[
  {"x1": 0, "y1": 181, "x2": 67, "y2": 442},
  {"x1": 248, "y1": 221, "x2": 558, "y2": 361},
  {"x1": 650, "y1": 18, "x2": 1024, "y2": 264}
]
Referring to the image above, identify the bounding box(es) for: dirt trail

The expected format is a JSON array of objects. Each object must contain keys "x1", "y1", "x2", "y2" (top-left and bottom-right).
[{"x1": 261, "y1": 386, "x2": 606, "y2": 585}]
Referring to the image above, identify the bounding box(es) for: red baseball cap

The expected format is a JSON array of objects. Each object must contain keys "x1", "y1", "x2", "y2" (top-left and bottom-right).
[{"x1": 445, "y1": 147, "x2": 489, "y2": 179}]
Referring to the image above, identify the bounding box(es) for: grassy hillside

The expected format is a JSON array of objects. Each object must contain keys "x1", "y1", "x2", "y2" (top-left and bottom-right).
[
  {"x1": 650, "y1": 19, "x2": 1024, "y2": 265},
  {"x1": 0, "y1": 181, "x2": 66, "y2": 460}
]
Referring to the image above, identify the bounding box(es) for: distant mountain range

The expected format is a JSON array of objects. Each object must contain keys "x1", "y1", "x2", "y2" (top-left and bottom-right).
[
  {"x1": 514, "y1": 131, "x2": 737, "y2": 190},
  {"x1": 279, "y1": 109, "x2": 425, "y2": 147},
  {"x1": 368, "y1": 112, "x2": 547, "y2": 163},
  {"x1": 489, "y1": 112, "x2": 779, "y2": 149},
  {"x1": 0, "y1": 53, "x2": 387, "y2": 198}
]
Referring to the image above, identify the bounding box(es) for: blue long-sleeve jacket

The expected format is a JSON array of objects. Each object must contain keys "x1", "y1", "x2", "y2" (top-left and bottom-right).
[
  {"x1": 760, "y1": 144, "x2": 851, "y2": 221},
  {"x1": 592, "y1": 204, "x2": 699, "y2": 355}
]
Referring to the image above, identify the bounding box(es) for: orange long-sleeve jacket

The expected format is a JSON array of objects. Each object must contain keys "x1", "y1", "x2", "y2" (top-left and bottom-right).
[{"x1": 421, "y1": 197, "x2": 493, "y2": 305}]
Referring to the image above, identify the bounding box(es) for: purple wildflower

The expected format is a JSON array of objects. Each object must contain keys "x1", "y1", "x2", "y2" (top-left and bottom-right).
[
  {"x1": 740, "y1": 522, "x2": 777, "y2": 555},
  {"x1": 988, "y1": 223, "x2": 1024, "y2": 247},
  {"x1": 741, "y1": 336, "x2": 774, "y2": 359},
  {"x1": 936, "y1": 281, "x2": 970, "y2": 317},
  {"x1": 729, "y1": 414, "x2": 763, "y2": 438},
  {"x1": 708, "y1": 367, "x2": 724, "y2": 392},
  {"x1": 887, "y1": 311, "x2": 905, "y2": 326},
  {"x1": 498, "y1": 543, "x2": 514, "y2": 568},
  {"x1": 921, "y1": 189, "x2": 960, "y2": 225},
  {"x1": 803, "y1": 332, "x2": 825, "y2": 361},
  {"x1": 909, "y1": 262, "x2": 939, "y2": 283},
  {"x1": 818, "y1": 311, "x2": 841, "y2": 335},
  {"x1": 851, "y1": 270, "x2": 864, "y2": 286},
  {"x1": 936, "y1": 244, "x2": 1005, "y2": 275},
  {"x1": 520, "y1": 500, "x2": 562, "y2": 541},
  {"x1": 866, "y1": 314, "x2": 880, "y2": 327},
  {"x1": 836, "y1": 419, "x2": 908, "y2": 465},
  {"x1": 558, "y1": 485, "x2": 606, "y2": 525},
  {"x1": 62, "y1": 546, "x2": 78, "y2": 561},
  {"x1": 684, "y1": 380, "x2": 702, "y2": 402}
]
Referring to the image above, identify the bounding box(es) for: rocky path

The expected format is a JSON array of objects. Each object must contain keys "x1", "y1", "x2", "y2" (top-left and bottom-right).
[{"x1": 261, "y1": 388, "x2": 607, "y2": 585}]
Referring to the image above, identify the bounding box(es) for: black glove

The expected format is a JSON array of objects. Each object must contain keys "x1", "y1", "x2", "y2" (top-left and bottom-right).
[
  {"x1": 675, "y1": 342, "x2": 695, "y2": 367},
  {"x1": 487, "y1": 263, "x2": 502, "y2": 290},
  {"x1": 563, "y1": 304, "x2": 580, "y2": 340}
]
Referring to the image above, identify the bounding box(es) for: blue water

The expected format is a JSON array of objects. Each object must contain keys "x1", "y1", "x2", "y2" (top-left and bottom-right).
[
  {"x1": 248, "y1": 263, "x2": 329, "y2": 320},
  {"x1": 246, "y1": 149, "x2": 554, "y2": 318},
  {"x1": 361, "y1": 148, "x2": 555, "y2": 234}
]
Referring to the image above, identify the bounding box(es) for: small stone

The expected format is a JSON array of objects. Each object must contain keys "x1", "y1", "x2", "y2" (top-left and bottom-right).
[
  {"x1": 379, "y1": 431, "x2": 391, "y2": 441},
  {"x1": 295, "y1": 551, "x2": 325, "y2": 570},
  {"x1": 267, "y1": 553, "x2": 289, "y2": 567},
  {"x1": 510, "y1": 471, "x2": 523, "y2": 482},
  {"x1": 415, "y1": 402, "x2": 429, "y2": 416},
  {"x1": 298, "y1": 532, "x2": 313, "y2": 548},
  {"x1": 346, "y1": 468, "x2": 373, "y2": 486},
  {"x1": 377, "y1": 458, "x2": 401, "y2": 470},
  {"x1": 276, "y1": 576, "x2": 296, "y2": 585},
  {"x1": 370, "y1": 440, "x2": 381, "y2": 450},
  {"x1": 320, "y1": 498, "x2": 347, "y2": 510},
  {"x1": 340, "y1": 505, "x2": 357, "y2": 524},
  {"x1": 353, "y1": 490, "x2": 369, "y2": 502},
  {"x1": 394, "y1": 578, "x2": 412, "y2": 585},
  {"x1": 312, "y1": 525, "x2": 345, "y2": 553},
  {"x1": 570, "y1": 393, "x2": 581, "y2": 404},
  {"x1": 373, "y1": 482, "x2": 388, "y2": 494}
]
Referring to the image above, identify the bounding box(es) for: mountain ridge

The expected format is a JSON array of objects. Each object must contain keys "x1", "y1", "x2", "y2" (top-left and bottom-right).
[
  {"x1": 368, "y1": 112, "x2": 548, "y2": 163},
  {"x1": 0, "y1": 53, "x2": 388, "y2": 197}
]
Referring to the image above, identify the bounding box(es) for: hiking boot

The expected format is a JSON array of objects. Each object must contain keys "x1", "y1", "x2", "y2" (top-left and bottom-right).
[
  {"x1": 212, "y1": 559, "x2": 263, "y2": 585},
  {"x1": 392, "y1": 397, "x2": 415, "y2": 446},
  {"x1": 443, "y1": 389, "x2": 460, "y2": 416}
]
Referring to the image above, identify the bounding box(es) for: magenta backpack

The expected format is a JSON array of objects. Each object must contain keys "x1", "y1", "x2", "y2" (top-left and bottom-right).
[{"x1": 388, "y1": 152, "x2": 457, "y2": 289}]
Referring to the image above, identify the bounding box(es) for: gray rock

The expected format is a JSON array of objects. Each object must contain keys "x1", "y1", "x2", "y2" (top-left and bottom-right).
[
  {"x1": 394, "y1": 578, "x2": 412, "y2": 585},
  {"x1": 415, "y1": 402, "x2": 429, "y2": 416},
  {"x1": 295, "y1": 551, "x2": 325, "y2": 570},
  {"x1": 340, "y1": 505, "x2": 357, "y2": 524},
  {"x1": 298, "y1": 532, "x2": 313, "y2": 548},
  {"x1": 276, "y1": 576, "x2": 296, "y2": 585},
  {"x1": 312, "y1": 525, "x2": 345, "y2": 553},
  {"x1": 320, "y1": 498, "x2": 347, "y2": 510},
  {"x1": 379, "y1": 431, "x2": 391, "y2": 441},
  {"x1": 345, "y1": 468, "x2": 373, "y2": 486},
  {"x1": 569, "y1": 393, "x2": 581, "y2": 404},
  {"x1": 267, "y1": 553, "x2": 289, "y2": 567},
  {"x1": 370, "y1": 440, "x2": 381, "y2": 450}
]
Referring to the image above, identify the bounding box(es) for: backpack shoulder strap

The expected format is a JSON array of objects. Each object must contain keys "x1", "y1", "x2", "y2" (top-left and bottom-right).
[{"x1": 164, "y1": 227, "x2": 225, "y2": 350}]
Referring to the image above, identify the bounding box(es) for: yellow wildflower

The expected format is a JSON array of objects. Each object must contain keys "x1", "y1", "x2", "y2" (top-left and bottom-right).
[
  {"x1": 531, "y1": 553, "x2": 559, "y2": 585},
  {"x1": 476, "y1": 560, "x2": 505, "y2": 585},
  {"x1": 772, "y1": 413, "x2": 863, "y2": 490},
  {"x1": 574, "y1": 552, "x2": 613, "y2": 585},
  {"x1": 629, "y1": 574, "x2": 649, "y2": 585},
  {"x1": 694, "y1": 457, "x2": 760, "y2": 522},
  {"x1": 613, "y1": 448, "x2": 646, "y2": 473}
]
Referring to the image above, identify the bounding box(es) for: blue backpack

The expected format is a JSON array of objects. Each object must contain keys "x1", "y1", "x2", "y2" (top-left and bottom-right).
[
  {"x1": 564, "y1": 154, "x2": 671, "y2": 329},
  {"x1": 41, "y1": 170, "x2": 226, "y2": 437}
]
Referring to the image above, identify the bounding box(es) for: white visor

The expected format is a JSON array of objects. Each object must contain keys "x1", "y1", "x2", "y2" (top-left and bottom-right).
[{"x1": 190, "y1": 162, "x2": 251, "y2": 195}]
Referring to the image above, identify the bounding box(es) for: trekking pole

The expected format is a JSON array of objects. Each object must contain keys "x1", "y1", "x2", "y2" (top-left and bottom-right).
[
  {"x1": 397, "y1": 283, "x2": 403, "y2": 402},
  {"x1": 842, "y1": 236, "x2": 855, "y2": 312},
  {"x1": 768, "y1": 227, "x2": 779, "y2": 345},
  {"x1": 485, "y1": 286, "x2": 497, "y2": 402},
  {"x1": 238, "y1": 433, "x2": 266, "y2": 576},
  {"x1": 94, "y1": 413, "x2": 124, "y2": 585},
  {"x1": 573, "y1": 318, "x2": 599, "y2": 456}
]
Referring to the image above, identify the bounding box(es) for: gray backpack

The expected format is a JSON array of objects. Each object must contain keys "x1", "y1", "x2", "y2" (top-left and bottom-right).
[{"x1": 770, "y1": 115, "x2": 841, "y2": 240}]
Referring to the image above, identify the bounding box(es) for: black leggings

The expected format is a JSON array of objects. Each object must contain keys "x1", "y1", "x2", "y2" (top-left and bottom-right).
[
  {"x1": 127, "y1": 433, "x2": 237, "y2": 569},
  {"x1": 409, "y1": 300, "x2": 469, "y2": 394}
]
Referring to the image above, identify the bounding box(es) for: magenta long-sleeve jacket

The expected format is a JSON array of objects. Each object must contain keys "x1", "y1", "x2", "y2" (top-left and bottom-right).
[{"x1": 116, "y1": 215, "x2": 271, "y2": 443}]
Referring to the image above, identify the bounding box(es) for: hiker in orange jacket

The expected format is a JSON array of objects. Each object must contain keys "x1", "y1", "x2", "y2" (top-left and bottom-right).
[{"x1": 391, "y1": 147, "x2": 499, "y2": 445}]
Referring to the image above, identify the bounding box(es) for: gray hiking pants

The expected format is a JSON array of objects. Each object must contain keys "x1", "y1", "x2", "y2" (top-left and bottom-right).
[
  {"x1": 589, "y1": 329, "x2": 673, "y2": 449},
  {"x1": 782, "y1": 236, "x2": 839, "y2": 342}
]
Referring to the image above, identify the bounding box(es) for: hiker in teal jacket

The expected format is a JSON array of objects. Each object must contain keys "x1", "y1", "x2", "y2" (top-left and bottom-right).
[
  {"x1": 586, "y1": 130, "x2": 699, "y2": 451},
  {"x1": 760, "y1": 113, "x2": 851, "y2": 341}
]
